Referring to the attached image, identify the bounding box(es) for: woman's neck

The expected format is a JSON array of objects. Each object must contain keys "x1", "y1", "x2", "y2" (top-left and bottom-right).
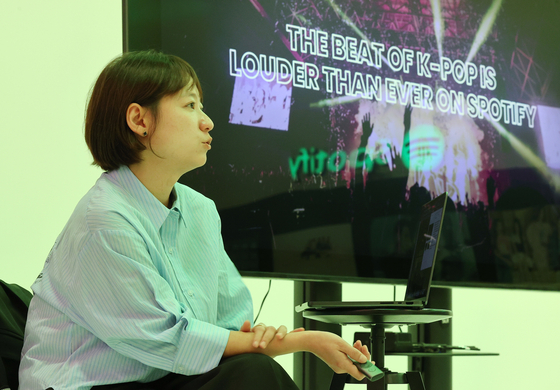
[{"x1": 128, "y1": 162, "x2": 179, "y2": 208}]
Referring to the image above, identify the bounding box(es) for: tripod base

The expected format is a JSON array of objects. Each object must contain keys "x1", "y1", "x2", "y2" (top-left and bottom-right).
[{"x1": 330, "y1": 371, "x2": 425, "y2": 390}]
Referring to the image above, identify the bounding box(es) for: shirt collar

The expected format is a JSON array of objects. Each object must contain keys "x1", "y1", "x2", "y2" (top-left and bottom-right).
[{"x1": 105, "y1": 165, "x2": 185, "y2": 230}]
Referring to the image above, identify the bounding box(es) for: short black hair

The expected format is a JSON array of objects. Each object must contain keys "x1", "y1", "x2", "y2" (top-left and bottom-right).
[{"x1": 85, "y1": 50, "x2": 202, "y2": 171}]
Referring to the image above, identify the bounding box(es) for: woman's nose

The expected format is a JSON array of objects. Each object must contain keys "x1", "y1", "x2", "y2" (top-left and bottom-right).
[{"x1": 201, "y1": 112, "x2": 214, "y2": 132}]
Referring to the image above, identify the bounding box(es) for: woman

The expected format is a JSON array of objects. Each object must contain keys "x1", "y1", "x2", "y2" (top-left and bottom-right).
[{"x1": 19, "y1": 50, "x2": 370, "y2": 390}]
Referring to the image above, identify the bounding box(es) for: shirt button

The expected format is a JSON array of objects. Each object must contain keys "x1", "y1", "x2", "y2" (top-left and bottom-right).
[
  {"x1": 188, "y1": 290, "x2": 194, "y2": 297},
  {"x1": 169, "y1": 248, "x2": 174, "y2": 255}
]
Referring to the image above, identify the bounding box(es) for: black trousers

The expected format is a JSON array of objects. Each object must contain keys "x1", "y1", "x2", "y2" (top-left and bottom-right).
[{"x1": 89, "y1": 354, "x2": 299, "y2": 390}]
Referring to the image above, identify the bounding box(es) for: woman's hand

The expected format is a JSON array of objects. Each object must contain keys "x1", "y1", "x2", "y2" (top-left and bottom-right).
[
  {"x1": 304, "y1": 331, "x2": 372, "y2": 382},
  {"x1": 239, "y1": 320, "x2": 305, "y2": 349}
]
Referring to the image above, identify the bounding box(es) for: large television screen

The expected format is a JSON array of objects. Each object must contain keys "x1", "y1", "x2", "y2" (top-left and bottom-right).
[{"x1": 125, "y1": 0, "x2": 560, "y2": 290}]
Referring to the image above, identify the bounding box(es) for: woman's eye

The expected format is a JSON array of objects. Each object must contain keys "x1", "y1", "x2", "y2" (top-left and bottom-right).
[{"x1": 187, "y1": 102, "x2": 196, "y2": 109}]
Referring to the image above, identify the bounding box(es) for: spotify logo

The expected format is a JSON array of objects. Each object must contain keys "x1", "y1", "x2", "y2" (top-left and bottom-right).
[{"x1": 403, "y1": 125, "x2": 445, "y2": 171}]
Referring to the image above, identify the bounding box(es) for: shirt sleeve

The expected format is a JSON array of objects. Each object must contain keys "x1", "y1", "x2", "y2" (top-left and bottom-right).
[
  {"x1": 216, "y1": 251, "x2": 254, "y2": 330},
  {"x1": 209, "y1": 206, "x2": 254, "y2": 331},
  {"x1": 65, "y1": 227, "x2": 230, "y2": 376}
]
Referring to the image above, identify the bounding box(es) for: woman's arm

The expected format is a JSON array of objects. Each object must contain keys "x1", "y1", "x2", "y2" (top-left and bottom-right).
[{"x1": 224, "y1": 329, "x2": 370, "y2": 381}]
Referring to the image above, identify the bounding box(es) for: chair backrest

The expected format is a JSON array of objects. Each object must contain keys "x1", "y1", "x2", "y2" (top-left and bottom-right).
[{"x1": 0, "y1": 280, "x2": 32, "y2": 390}]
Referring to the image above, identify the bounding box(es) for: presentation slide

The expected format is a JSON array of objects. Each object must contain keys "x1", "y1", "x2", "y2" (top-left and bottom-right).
[{"x1": 155, "y1": 0, "x2": 560, "y2": 287}]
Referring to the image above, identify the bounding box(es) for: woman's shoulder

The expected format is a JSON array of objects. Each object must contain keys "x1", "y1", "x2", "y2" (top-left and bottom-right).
[{"x1": 76, "y1": 173, "x2": 145, "y2": 232}]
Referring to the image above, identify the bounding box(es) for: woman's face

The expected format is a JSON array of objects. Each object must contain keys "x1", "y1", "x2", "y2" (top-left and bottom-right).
[{"x1": 147, "y1": 85, "x2": 214, "y2": 175}]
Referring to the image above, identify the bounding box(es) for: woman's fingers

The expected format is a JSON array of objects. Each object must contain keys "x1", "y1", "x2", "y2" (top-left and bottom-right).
[
  {"x1": 274, "y1": 325, "x2": 289, "y2": 340},
  {"x1": 251, "y1": 323, "x2": 292, "y2": 348},
  {"x1": 353, "y1": 340, "x2": 371, "y2": 361},
  {"x1": 251, "y1": 323, "x2": 267, "y2": 348},
  {"x1": 239, "y1": 320, "x2": 252, "y2": 333},
  {"x1": 258, "y1": 325, "x2": 279, "y2": 348},
  {"x1": 287, "y1": 326, "x2": 305, "y2": 335}
]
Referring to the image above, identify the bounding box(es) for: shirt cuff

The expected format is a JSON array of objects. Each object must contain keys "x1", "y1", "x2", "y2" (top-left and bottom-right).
[{"x1": 172, "y1": 318, "x2": 230, "y2": 376}]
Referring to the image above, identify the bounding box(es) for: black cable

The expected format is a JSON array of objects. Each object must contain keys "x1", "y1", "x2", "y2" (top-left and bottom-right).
[
  {"x1": 394, "y1": 285, "x2": 404, "y2": 333},
  {"x1": 253, "y1": 280, "x2": 272, "y2": 324}
]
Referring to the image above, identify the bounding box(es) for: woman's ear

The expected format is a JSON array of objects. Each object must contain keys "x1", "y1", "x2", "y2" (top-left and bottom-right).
[{"x1": 126, "y1": 103, "x2": 152, "y2": 138}]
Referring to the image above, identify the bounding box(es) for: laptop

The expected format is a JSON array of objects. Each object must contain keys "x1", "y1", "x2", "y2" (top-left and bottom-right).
[{"x1": 295, "y1": 192, "x2": 448, "y2": 312}]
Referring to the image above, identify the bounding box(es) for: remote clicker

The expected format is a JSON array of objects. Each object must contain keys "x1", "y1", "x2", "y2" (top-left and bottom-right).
[{"x1": 350, "y1": 358, "x2": 385, "y2": 382}]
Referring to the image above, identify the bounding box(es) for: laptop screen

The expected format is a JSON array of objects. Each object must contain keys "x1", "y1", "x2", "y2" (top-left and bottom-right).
[{"x1": 404, "y1": 193, "x2": 448, "y2": 303}]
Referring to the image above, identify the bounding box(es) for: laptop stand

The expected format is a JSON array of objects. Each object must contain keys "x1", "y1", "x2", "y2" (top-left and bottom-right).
[
  {"x1": 329, "y1": 324, "x2": 427, "y2": 390},
  {"x1": 300, "y1": 307, "x2": 452, "y2": 390}
]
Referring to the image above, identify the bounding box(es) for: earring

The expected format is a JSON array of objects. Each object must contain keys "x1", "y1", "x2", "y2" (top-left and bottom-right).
[{"x1": 143, "y1": 132, "x2": 148, "y2": 137}]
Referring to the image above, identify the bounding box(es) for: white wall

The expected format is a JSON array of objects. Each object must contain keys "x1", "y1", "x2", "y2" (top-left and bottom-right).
[
  {"x1": 2, "y1": 1, "x2": 559, "y2": 389},
  {"x1": 1, "y1": 0, "x2": 122, "y2": 286}
]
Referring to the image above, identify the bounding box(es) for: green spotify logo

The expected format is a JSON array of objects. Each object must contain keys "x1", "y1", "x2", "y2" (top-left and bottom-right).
[{"x1": 403, "y1": 125, "x2": 445, "y2": 171}]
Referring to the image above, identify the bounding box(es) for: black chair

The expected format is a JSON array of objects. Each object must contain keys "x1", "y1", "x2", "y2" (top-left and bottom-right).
[{"x1": 0, "y1": 280, "x2": 32, "y2": 390}]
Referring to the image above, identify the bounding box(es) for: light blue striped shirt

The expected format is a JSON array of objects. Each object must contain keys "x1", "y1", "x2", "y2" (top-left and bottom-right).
[{"x1": 19, "y1": 166, "x2": 253, "y2": 390}]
